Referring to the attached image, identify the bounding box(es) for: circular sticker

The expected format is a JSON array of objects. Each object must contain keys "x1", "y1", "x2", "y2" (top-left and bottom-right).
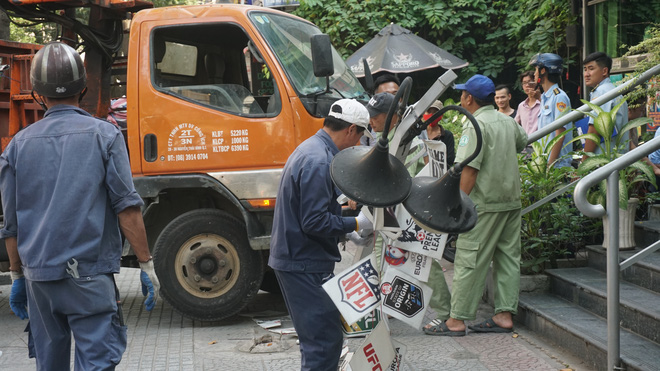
[{"x1": 381, "y1": 283, "x2": 393, "y2": 295}]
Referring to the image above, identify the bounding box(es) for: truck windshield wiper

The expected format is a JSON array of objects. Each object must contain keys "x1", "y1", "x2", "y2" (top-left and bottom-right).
[{"x1": 301, "y1": 86, "x2": 345, "y2": 99}]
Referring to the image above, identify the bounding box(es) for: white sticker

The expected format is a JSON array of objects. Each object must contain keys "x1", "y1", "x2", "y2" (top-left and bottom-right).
[{"x1": 166, "y1": 123, "x2": 208, "y2": 161}]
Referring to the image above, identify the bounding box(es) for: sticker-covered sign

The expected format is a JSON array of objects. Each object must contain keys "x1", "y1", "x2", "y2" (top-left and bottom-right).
[
  {"x1": 323, "y1": 254, "x2": 381, "y2": 325},
  {"x1": 423, "y1": 139, "x2": 447, "y2": 179},
  {"x1": 391, "y1": 208, "x2": 447, "y2": 260},
  {"x1": 383, "y1": 245, "x2": 432, "y2": 282},
  {"x1": 390, "y1": 143, "x2": 447, "y2": 260},
  {"x1": 348, "y1": 323, "x2": 395, "y2": 371},
  {"x1": 341, "y1": 309, "x2": 380, "y2": 338},
  {"x1": 387, "y1": 339, "x2": 407, "y2": 371},
  {"x1": 380, "y1": 268, "x2": 431, "y2": 329}
]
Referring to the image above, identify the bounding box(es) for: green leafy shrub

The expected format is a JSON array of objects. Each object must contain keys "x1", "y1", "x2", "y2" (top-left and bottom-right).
[{"x1": 571, "y1": 98, "x2": 656, "y2": 209}]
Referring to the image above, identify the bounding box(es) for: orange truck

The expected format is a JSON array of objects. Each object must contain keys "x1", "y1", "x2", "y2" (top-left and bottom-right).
[{"x1": 0, "y1": 3, "x2": 368, "y2": 320}]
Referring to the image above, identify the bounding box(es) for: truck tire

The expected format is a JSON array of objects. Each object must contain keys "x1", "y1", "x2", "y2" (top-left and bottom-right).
[{"x1": 153, "y1": 209, "x2": 263, "y2": 321}]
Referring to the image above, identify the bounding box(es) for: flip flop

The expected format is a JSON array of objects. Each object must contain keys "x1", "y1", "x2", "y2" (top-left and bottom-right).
[
  {"x1": 468, "y1": 318, "x2": 513, "y2": 333},
  {"x1": 423, "y1": 319, "x2": 466, "y2": 336}
]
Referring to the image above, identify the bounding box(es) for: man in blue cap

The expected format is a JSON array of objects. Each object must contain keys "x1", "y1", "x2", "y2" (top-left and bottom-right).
[{"x1": 423, "y1": 74, "x2": 527, "y2": 336}]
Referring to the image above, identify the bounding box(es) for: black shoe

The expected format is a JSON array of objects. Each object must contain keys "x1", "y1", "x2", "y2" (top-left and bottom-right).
[{"x1": 443, "y1": 234, "x2": 457, "y2": 263}]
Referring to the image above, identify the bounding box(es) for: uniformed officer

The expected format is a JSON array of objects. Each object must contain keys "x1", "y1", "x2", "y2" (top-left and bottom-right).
[
  {"x1": 0, "y1": 42, "x2": 159, "y2": 370},
  {"x1": 529, "y1": 53, "x2": 573, "y2": 168},
  {"x1": 582, "y1": 51, "x2": 628, "y2": 160},
  {"x1": 423, "y1": 74, "x2": 527, "y2": 336}
]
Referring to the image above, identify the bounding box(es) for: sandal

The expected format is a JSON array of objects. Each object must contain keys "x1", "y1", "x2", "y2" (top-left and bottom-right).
[
  {"x1": 423, "y1": 319, "x2": 466, "y2": 336},
  {"x1": 468, "y1": 318, "x2": 513, "y2": 333}
]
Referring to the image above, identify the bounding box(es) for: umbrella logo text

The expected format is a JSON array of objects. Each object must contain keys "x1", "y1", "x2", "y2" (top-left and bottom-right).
[{"x1": 391, "y1": 53, "x2": 419, "y2": 69}]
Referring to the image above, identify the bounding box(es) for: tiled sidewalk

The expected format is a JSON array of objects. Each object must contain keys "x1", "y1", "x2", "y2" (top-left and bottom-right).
[{"x1": 0, "y1": 245, "x2": 592, "y2": 371}]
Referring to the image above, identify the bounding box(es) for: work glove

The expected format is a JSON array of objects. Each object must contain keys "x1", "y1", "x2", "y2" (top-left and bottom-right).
[
  {"x1": 355, "y1": 211, "x2": 374, "y2": 235},
  {"x1": 139, "y1": 260, "x2": 160, "y2": 311},
  {"x1": 346, "y1": 230, "x2": 373, "y2": 246},
  {"x1": 9, "y1": 271, "x2": 28, "y2": 320}
]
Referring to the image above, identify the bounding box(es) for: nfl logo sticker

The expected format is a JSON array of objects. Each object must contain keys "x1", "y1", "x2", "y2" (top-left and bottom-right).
[{"x1": 323, "y1": 254, "x2": 381, "y2": 325}]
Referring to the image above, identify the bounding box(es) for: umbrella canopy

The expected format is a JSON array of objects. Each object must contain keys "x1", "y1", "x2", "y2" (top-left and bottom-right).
[{"x1": 346, "y1": 23, "x2": 469, "y2": 77}]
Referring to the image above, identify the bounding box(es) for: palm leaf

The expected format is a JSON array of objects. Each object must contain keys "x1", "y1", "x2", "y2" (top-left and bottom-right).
[
  {"x1": 577, "y1": 156, "x2": 610, "y2": 175},
  {"x1": 580, "y1": 99, "x2": 606, "y2": 117},
  {"x1": 618, "y1": 177, "x2": 628, "y2": 210},
  {"x1": 594, "y1": 111, "x2": 613, "y2": 140},
  {"x1": 620, "y1": 117, "x2": 652, "y2": 135},
  {"x1": 629, "y1": 161, "x2": 656, "y2": 186},
  {"x1": 609, "y1": 98, "x2": 627, "y2": 125},
  {"x1": 566, "y1": 133, "x2": 602, "y2": 152}
]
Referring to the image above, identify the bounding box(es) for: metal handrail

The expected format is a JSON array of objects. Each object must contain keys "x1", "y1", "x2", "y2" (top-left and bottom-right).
[
  {"x1": 520, "y1": 63, "x2": 660, "y2": 218},
  {"x1": 527, "y1": 63, "x2": 660, "y2": 145},
  {"x1": 574, "y1": 135, "x2": 660, "y2": 371},
  {"x1": 521, "y1": 179, "x2": 578, "y2": 216},
  {"x1": 521, "y1": 63, "x2": 660, "y2": 371}
]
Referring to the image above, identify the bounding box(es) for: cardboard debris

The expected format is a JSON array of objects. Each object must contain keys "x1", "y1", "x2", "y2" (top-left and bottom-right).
[{"x1": 348, "y1": 322, "x2": 396, "y2": 371}]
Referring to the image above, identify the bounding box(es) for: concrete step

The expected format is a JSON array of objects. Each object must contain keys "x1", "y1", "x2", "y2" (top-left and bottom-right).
[
  {"x1": 546, "y1": 267, "x2": 660, "y2": 343},
  {"x1": 587, "y1": 245, "x2": 660, "y2": 293},
  {"x1": 635, "y1": 220, "x2": 660, "y2": 248},
  {"x1": 517, "y1": 293, "x2": 660, "y2": 371}
]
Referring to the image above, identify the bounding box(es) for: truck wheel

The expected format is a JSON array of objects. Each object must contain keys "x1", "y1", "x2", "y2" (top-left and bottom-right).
[{"x1": 153, "y1": 209, "x2": 263, "y2": 321}]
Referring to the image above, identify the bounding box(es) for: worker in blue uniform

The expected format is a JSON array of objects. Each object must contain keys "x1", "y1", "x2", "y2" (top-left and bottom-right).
[
  {"x1": 0, "y1": 42, "x2": 160, "y2": 370},
  {"x1": 269, "y1": 99, "x2": 371, "y2": 371}
]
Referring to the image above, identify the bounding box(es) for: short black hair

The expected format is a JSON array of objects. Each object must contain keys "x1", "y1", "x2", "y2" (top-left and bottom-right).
[
  {"x1": 323, "y1": 116, "x2": 365, "y2": 133},
  {"x1": 473, "y1": 94, "x2": 495, "y2": 107},
  {"x1": 583, "y1": 51, "x2": 612, "y2": 74},
  {"x1": 519, "y1": 71, "x2": 535, "y2": 83},
  {"x1": 494, "y1": 84, "x2": 510, "y2": 94},
  {"x1": 374, "y1": 74, "x2": 400, "y2": 90},
  {"x1": 547, "y1": 73, "x2": 561, "y2": 84}
]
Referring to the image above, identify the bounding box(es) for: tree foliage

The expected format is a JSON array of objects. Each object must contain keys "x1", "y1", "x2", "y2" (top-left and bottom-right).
[
  {"x1": 622, "y1": 24, "x2": 660, "y2": 105},
  {"x1": 3, "y1": 0, "x2": 193, "y2": 45},
  {"x1": 294, "y1": 0, "x2": 577, "y2": 80}
]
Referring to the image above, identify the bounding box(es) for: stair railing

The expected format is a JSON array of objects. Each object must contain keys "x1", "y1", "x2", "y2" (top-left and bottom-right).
[
  {"x1": 574, "y1": 136, "x2": 660, "y2": 371},
  {"x1": 527, "y1": 63, "x2": 660, "y2": 145},
  {"x1": 521, "y1": 63, "x2": 660, "y2": 370},
  {"x1": 521, "y1": 64, "x2": 660, "y2": 218}
]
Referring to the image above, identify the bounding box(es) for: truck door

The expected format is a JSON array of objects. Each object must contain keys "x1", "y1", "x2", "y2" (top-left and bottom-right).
[{"x1": 135, "y1": 21, "x2": 296, "y2": 177}]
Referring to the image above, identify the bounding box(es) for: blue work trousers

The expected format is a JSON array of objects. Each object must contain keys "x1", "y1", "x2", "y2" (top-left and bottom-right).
[
  {"x1": 274, "y1": 270, "x2": 343, "y2": 371},
  {"x1": 25, "y1": 273, "x2": 127, "y2": 371}
]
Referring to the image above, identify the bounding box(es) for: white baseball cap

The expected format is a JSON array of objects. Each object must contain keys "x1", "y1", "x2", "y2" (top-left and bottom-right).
[{"x1": 328, "y1": 99, "x2": 370, "y2": 130}]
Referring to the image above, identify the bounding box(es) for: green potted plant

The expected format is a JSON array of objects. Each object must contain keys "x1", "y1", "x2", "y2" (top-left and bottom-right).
[
  {"x1": 570, "y1": 98, "x2": 656, "y2": 249},
  {"x1": 519, "y1": 136, "x2": 597, "y2": 273}
]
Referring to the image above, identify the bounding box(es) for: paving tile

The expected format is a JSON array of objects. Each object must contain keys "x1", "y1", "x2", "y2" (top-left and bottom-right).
[{"x1": 0, "y1": 244, "x2": 588, "y2": 371}]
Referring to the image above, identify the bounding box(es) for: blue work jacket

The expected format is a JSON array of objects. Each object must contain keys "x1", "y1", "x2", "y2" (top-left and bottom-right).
[
  {"x1": 268, "y1": 129, "x2": 357, "y2": 273},
  {"x1": 0, "y1": 105, "x2": 143, "y2": 280}
]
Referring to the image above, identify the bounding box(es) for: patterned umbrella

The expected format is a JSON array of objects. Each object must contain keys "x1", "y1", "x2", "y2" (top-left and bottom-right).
[{"x1": 346, "y1": 23, "x2": 469, "y2": 77}]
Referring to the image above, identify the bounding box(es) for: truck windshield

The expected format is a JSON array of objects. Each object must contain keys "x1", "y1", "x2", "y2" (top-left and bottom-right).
[{"x1": 249, "y1": 12, "x2": 367, "y2": 102}]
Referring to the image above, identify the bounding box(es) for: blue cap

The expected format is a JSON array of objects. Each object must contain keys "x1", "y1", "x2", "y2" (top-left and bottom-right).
[{"x1": 454, "y1": 74, "x2": 495, "y2": 101}]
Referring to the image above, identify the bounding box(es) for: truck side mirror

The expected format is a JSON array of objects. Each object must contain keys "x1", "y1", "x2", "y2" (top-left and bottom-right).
[{"x1": 311, "y1": 34, "x2": 334, "y2": 78}]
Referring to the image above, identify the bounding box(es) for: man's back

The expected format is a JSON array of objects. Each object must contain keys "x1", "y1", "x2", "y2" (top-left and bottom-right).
[
  {"x1": 456, "y1": 106, "x2": 527, "y2": 212},
  {"x1": 0, "y1": 104, "x2": 141, "y2": 280}
]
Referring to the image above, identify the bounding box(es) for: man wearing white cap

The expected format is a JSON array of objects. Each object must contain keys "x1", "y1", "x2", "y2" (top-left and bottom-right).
[{"x1": 269, "y1": 99, "x2": 371, "y2": 371}]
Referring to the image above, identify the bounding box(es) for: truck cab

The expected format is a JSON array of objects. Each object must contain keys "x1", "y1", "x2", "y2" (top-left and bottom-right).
[{"x1": 0, "y1": 4, "x2": 368, "y2": 321}]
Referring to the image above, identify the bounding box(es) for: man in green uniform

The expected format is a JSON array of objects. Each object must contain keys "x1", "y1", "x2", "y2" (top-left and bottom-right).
[{"x1": 424, "y1": 74, "x2": 527, "y2": 336}]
